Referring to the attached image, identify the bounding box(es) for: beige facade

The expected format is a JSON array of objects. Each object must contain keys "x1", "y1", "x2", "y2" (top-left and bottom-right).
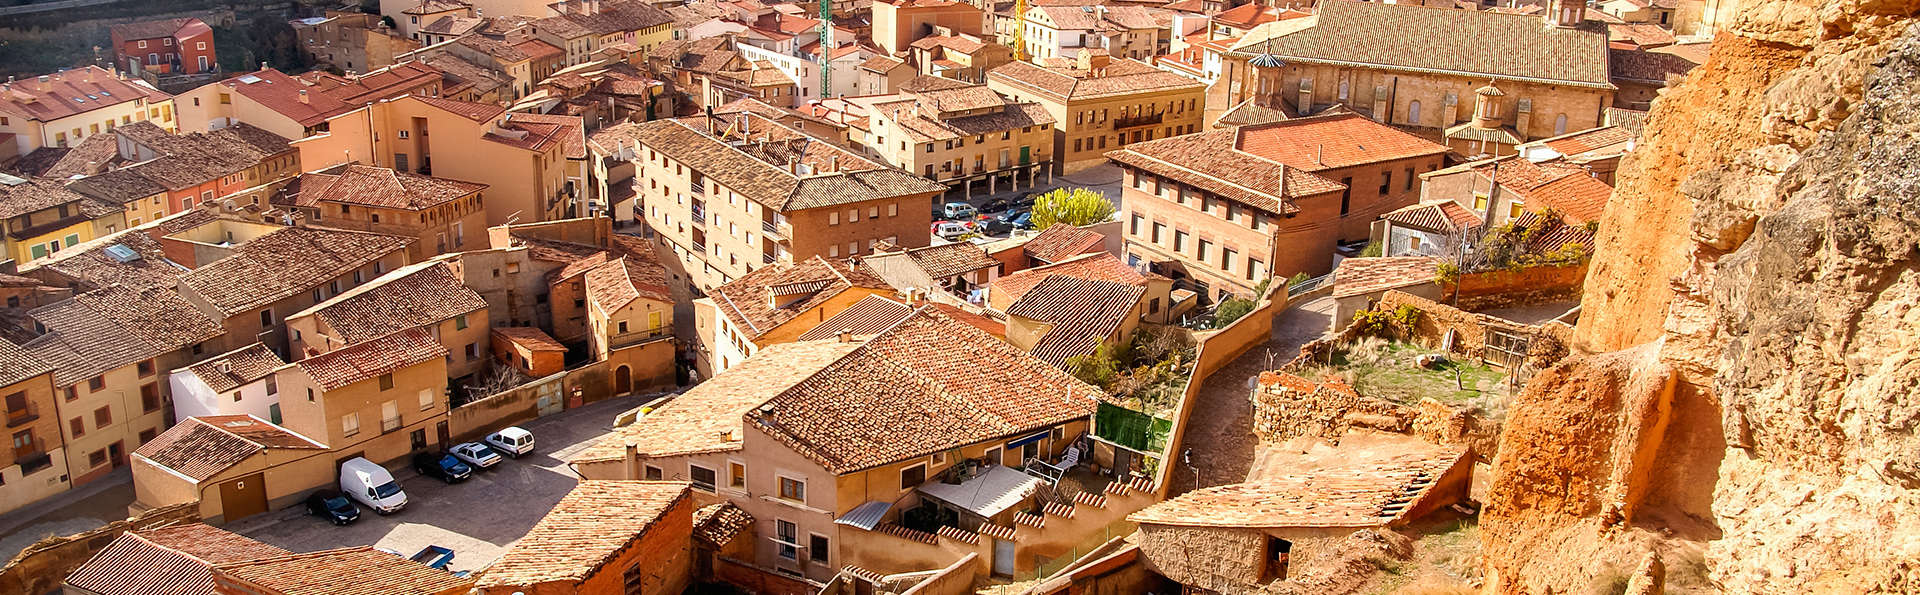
[
  {"x1": 52, "y1": 361, "x2": 170, "y2": 486},
  {"x1": 853, "y1": 85, "x2": 1056, "y2": 202},
  {"x1": 0, "y1": 66, "x2": 176, "y2": 157},
  {"x1": 275, "y1": 349, "x2": 450, "y2": 468},
  {"x1": 988, "y1": 59, "x2": 1206, "y2": 174},
  {"x1": 873, "y1": 0, "x2": 988, "y2": 56},
  {"x1": 0, "y1": 367, "x2": 71, "y2": 515},
  {"x1": 294, "y1": 96, "x2": 573, "y2": 227}
]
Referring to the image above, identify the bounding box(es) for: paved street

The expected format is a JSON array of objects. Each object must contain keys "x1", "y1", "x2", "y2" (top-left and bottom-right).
[
  {"x1": 222, "y1": 393, "x2": 658, "y2": 574},
  {"x1": 1167, "y1": 296, "x2": 1334, "y2": 495}
]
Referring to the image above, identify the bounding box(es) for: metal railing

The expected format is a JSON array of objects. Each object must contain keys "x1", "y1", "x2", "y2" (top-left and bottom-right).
[
  {"x1": 1112, "y1": 112, "x2": 1164, "y2": 129},
  {"x1": 6, "y1": 404, "x2": 39, "y2": 428},
  {"x1": 691, "y1": 241, "x2": 707, "y2": 254},
  {"x1": 1287, "y1": 272, "x2": 1333, "y2": 298},
  {"x1": 608, "y1": 325, "x2": 673, "y2": 350}
]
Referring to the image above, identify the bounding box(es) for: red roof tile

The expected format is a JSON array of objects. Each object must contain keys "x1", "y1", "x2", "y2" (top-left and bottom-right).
[
  {"x1": 1234, "y1": 113, "x2": 1453, "y2": 171},
  {"x1": 478, "y1": 481, "x2": 691, "y2": 588},
  {"x1": 134, "y1": 415, "x2": 326, "y2": 481},
  {"x1": 991, "y1": 251, "x2": 1157, "y2": 304},
  {"x1": 212, "y1": 546, "x2": 474, "y2": 595},
  {"x1": 295, "y1": 327, "x2": 447, "y2": 390},
  {"x1": 66, "y1": 524, "x2": 290, "y2": 595},
  {"x1": 1022, "y1": 224, "x2": 1108, "y2": 265}
]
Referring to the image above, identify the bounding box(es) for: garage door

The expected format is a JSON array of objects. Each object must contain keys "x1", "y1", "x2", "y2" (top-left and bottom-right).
[{"x1": 218, "y1": 473, "x2": 268, "y2": 521}]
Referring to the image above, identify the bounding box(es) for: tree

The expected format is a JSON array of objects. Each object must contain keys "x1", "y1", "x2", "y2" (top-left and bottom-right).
[
  {"x1": 1030, "y1": 187, "x2": 1115, "y2": 229},
  {"x1": 1065, "y1": 343, "x2": 1121, "y2": 388},
  {"x1": 1214, "y1": 296, "x2": 1257, "y2": 327}
]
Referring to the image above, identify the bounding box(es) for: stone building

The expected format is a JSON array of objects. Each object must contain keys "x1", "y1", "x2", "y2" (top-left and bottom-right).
[
  {"x1": 987, "y1": 56, "x2": 1206, "y2": 173},
  {"x1": 1217, "y1": 0, "x2": 1613, "y2": 156}
]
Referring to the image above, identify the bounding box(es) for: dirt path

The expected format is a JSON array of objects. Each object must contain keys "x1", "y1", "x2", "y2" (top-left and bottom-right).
[{"x1": 1167, "y1": 297, "x2": 1333, "y2": 495}]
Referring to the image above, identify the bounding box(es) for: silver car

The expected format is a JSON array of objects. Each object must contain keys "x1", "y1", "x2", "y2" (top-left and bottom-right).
[{"x1": 449, "y1": 442, "x2": 503, "y2": 470}]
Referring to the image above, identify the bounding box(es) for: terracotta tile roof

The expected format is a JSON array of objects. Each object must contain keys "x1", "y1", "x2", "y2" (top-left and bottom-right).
[
  {"x1": 991, "y1": 252, "x2": 1156, "y2": 304},
  {"x1": 419, "y1": 15, "x2": 485, "y2": 36},
  {"x1": 212, "y1": 546, "x2": 474, "y2": 595},
  {"x1": 297, "y1": 165, "x2": 486, "y2": 210},
  {"x1": 1513, "y1": 209, "x2": 1596, "y2": 253},
  {"x1": 1129, "y1": 449, "x2": 1466, "y2": 528},
  {"x1": 62, "y1": 167, "x2": 167, "y2": 205},
  {"x1": 9, "y1": 133, "x2": 123, "y2": 178},
  {"x1": 295, "y1": 327, "x2": 447, "y2": 391},
  {"x1": 185, "y1": 343, "x2": 286, "y2": 393},
  {"x1": 110, "y1": 17, "x2": 210, "y2": 41},
  {"x1": 0, "y1": 336, "x2": 51, "y2": 388},
  {"x1": 0, "y1": 175, "x2": 115, "y2": 221},
  {"x1": 1608, "y1": 22, "x2": 1675, "y2": 48},
  {"x1": 860, "y1": 54, "x2": 907, "y2": 73},
  {"x1": 179, "y1": 227, "x2": 412, "y2": 317},
  {"x1": 1213, "y1": 3, "x2": 1279, "y2": 29},
  {"x1": 928, "y1": 301, "x2": 1005, "y2": 336},
  {"x1": 795, "y1": 294, "x2": 913, "y2": 341},
  {"x1": 1006, "y1": 275, "x2": 1143, "y2": 367},
  {"x1": 506, "y1": 113, "x2": 588, "y2": 159},
  {"x1": 1511, "y1": 171, "x2": 1612, "y2": 224},
  {"x1": 1022, "y1": 224, "x2": 1106, "y2": 264},
  {"x1": 67, "y1": 524, "x2": 291, "y2": 595},
  {"x1": 692, "y1": 502, "x2": 754, "y2": 548},
  {"x1": 300, "y1": 261, "x2": 487, "y2": 346},
  {"x1": 218, "y1": 69, "x2": 355, "y2": 127},
  {"x1": 1536, "y1": 126, "x2": 1635, "y2": 158},
  {"x1": 479, "y1": 481, "x2": 691, "y2": 588},
  {"x1": 25, "y1": 285, "x2": 223, "y2": 386},
  {"x1": 1608, "y1": 46, "x2": 1698, "y2": 83},
  {"x1": 899, "y1": 242, "x2": 1000, "y2": 279},
  {"x1": 410, "y1": 94, "x2": 506, "y2": 123},
  {"x1": 401, "y1": 0, "x2": 468, "y2": 14},
  {"x1": 521, "y1": 235, "x2": 671, "y2": 304},
  {"x1": 1331, "y1": 256, "x2": 1438, "y2": 299},
  {"x1": 0, "y1": 66, "x2": 169, "y2": 124},
  {"x1": 22, "y1": 226, "x2": 185, "y2": 291},
  {"x1": 493, "y1": 326, "x2": 567, "y2": 352},
  {"x1": 749, "y1": 308, "x2": 1104, "y2": 473},
  {"x1": 988, "y1": 58, "x2": 1203, "y2": 102},
  {"x1": 309, "y1": 62, "x2": 444, "y2": 106},
  {"x1": 135, "y1": 415, "x2": 327, "y2": 481},
  {"x1": 1234, "y1": 113, "x2": 1452, "y2": 172},
  {"x1": 1231, "y1": 1, "x2": 1613, "y2": 89},
  {"x1": 453, "y1": 35, "x2": 537, "y2": 63},
  {"x1": 1105, "y1": 127, "x2": 1340, "y2": 214},
  {"x1": 711, "y1": 256, "x2": 894, "y2": 339},
  {"x1": 570, "y1": 340, "x2": 861, "y2": 463},
  {"x1": 1380, "y1": 201, "x2": 1482, "y2": 233}
]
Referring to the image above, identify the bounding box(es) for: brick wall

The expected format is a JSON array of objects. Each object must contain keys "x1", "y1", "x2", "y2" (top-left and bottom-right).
[
  {"x1": 1451, "y1": 263, "x2": 1587, "y2": 312},
  {"x1": 0, "y1": 501, "x2": 199, "y2": 594}
]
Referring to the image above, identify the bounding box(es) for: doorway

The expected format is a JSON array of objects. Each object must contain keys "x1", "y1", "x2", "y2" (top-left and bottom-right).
[
  {"x1": 435, "y1": 421, "x2": 450, "y2": 449},
  {"x1": 992, "y1": 538, "x2": 1016, "y2": 578},
  {"x1": 218, "y1": 473, "x2": 269, "y2": 521},
  {"x1": 108, "y1": 441, "x2": 126, "y2": 468},
  {"x1": 614, "y1": 365, "x2": 632, "y2": 395}
]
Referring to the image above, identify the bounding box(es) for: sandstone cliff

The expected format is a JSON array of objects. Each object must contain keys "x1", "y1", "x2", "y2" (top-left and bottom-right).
[{"x1": 1484, "y1": 1, "x2": 1920, "y2": 592}]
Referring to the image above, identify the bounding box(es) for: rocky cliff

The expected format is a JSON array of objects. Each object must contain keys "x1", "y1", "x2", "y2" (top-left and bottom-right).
[{"x1": 1484, "y1": 1, "x2": 1920, "y2": 592}]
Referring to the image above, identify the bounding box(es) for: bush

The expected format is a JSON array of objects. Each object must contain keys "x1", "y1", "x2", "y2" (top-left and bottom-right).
[
  {"x1": 1030, "y1": 187, "x2": 1115, "y2": 228},
  {"x1": 1065, "y1": 343, "x2": 1121, "y2": 387},
  {"x1": 1213, "y1": 297, "x2": 1256, "y2": 326},
  {"x1": 1360, "y1": 241, "x2": 1384, "y2": 257}
]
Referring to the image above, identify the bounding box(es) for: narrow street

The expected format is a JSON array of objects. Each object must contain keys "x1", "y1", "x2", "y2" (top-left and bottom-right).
[{"x1": 1168, "y1": 296, "x2": 1334, "y2": 495}]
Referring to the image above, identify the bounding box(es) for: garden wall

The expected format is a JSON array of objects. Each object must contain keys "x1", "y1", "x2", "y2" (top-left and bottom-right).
[
  {"x1": 1152, "y1": 280, "x2": 1296, "y2": 496},
  {"x1": 1451, "y1": 263, "x2": 1587, "y2": 311},
  {"x1": 447, "y1": 337, "x2": 676, "y2": 442}
]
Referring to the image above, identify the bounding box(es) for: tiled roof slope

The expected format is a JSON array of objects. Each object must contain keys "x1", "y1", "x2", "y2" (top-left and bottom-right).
[
  {"x1": 21, "y1": 226, "x2": 185, "y2": 291},
  {"x1": 66, "y1": 524, "x2": 291, "y2": 595},
  {"x1": 180, "y1": 227, "x2": 412, "y2": 317},
  {"x1": 1235, "y1": 113, "x2": 1452, "y2": 171},
  {"x1": 1331, "y1": 256, "x2": 1439, "y2": 299},
  {"x1": 300, "y1": 261, "x2": 487, "y2": 346},
  {"x1": 610, "y1": 113, "x2": 943, "y2": 212},
  {"x1": 711, "y1": 256, "x2": 894, "y2": 339},
  {"x1": 185, "y1": 343, "x2": 286, "y2": 393},
  {"x1": 990, "y1": 252, "x2": 1157, "y2": 305},
  {"x1": 1231, "y1": 1, "x2": 1613, "y2": 88},
  {"x1": 692, "y1": 502, "x2": 754, "y2": 548},
  {"x1": 749, "y1": 309, "x2": 1104, "y2": 474},
  {"x1": 211, "y1": 546, "x2": 474, "y2": 595},
  {"x1": 0, "y1": 336, "x2": 51, "y2": 388},
  {"x1": 297, "y1": 166, "x2": 486, "y2": 210},
  {"x1": 135, "y1": 415, "x2": 326, "y2": 480},
  {"x1": 1129, "y1": 449, "x2": 1466, "y2": 528},
  {"x1": 569, "y1": 340, "x2": 861, "y2": 463},
  {"x1": 25, "y1": 285, "x2": 223, "y2": 385},
  {"x1": 794, "y1": 294, "x2": 913, "y2": 341},
  {"x1": 1006, "y1": 275, "x2": 1143, "y2": 367},
  {"x1": 1380, "y1": 201, "x2": 1482, "y2": 233},
  {"x1": 900, "y1": 242, "x2": 999, "y2": 279},
  {"x1": 0, "y1": 66, "x2": 169, "y2": 124},
  {"x1": 1105, "y1": 127, "x2": 1341, "y2": 215},
  {"x1": 295, "y1": 327, "x2": 447, "y2": 390},
  {"x1": 1022, "y1": 224, "x2": 1106, "y2": 264},
  {"x1": 478, "y1": 481, "x2": 691, "y2": 588},
  {"x1": 0, "y1": 176, "x2": 117, "y2": 220},
  {"x1": 988, "y1": 59, "x2": 1203, "y2": 101},
  {"x1": 217, "y1": 68, "x2": 354, "y2": 127}
]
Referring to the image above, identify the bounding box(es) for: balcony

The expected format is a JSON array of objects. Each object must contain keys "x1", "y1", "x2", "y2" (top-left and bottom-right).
[
  {"x1": 1113, "y1": 112, "x2": 1165, "y2": 129},
  {"x1": 6, "y1": 405, "x2": 39, "y2": 428},
  {"x1": 763, "y1": 253, "x2": 776, "y2": 265},
  {"x1": 690, "y1": 202, "x2": 706, "y2": 227},
  {"x1": 692, "y1": 241, "x2": 707, "y2": 255},
  {"x1": 762, "y1": 219, "x2": 792, "y2": 240},
  {"x1": 608, "y1": 325, "x2": 672, "y2": 350}
]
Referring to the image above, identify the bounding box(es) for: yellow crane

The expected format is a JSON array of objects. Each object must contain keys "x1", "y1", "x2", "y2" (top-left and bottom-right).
[{"x1": 1013, "y1": 0, "x2": 1029, "y2": 61}]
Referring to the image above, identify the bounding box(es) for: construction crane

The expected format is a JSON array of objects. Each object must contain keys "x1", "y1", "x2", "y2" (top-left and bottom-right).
[
  {"x1": 819, "y1": 0, "x2": 835, "y2": 99},
  {"x1": 1012, "y1": 0, "x2": 1029, "y2": 61}
]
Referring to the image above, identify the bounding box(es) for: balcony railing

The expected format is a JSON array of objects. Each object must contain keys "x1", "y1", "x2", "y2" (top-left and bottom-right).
[
  {"x1": 608, "y1": 325, "x2": 672, "y2": 350},
  {"x1": 763, "y1": 253, "x2": 776, "y2": 265},
  {"x1": 381, "y1": 416, "x2": 402, "y2": 433},
  {"x1": 692, "y1": 241, "x2": 707, "y2": 255},
  {"x1": 6, "y1": 405, "x2": 39, "y2": 428},
  {"x1": 762, "y1": 219, "x2": 791, "y2": 240},
  {"x1": 690, "y1": 203, "x2": 706, "y2": 226},
  {"x1": 1113, "y1": 112, "x2": 1165, "y2": 129}
]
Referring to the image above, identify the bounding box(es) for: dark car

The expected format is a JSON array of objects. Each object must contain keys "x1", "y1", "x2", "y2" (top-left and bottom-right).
[
  {"x1": 978, "y1": 197, "x2": 1013, "y2": 214},
  {"x1": 1011, "y1": 192, "x2": 1039, "y2": 209},
  {"x1": 976, "y1": 215, "x2": 1012, "y2": 235},
  {"x1": 305, "y1": 489, "x2": 360, "y2": 525},
  {"x1": 412, "y1": 452, "x2": 473, "y2": 484}
]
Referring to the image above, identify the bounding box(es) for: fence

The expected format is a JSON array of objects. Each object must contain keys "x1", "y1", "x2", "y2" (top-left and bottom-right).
[{"x1": 1287, "y1": 272, "x2": 1333, "y2": 298}]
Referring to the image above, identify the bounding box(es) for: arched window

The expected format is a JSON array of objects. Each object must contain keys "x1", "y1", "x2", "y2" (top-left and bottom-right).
[
  {"x1": 1407, "y1": 100, "x2": 1422, "y2": 125},
  {"x1": 1554, "y1": 114, "x2": 1569, "y2": 136}
]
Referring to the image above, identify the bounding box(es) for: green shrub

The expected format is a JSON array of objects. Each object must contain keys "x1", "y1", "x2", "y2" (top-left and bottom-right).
[
  {"x1": 1214, "y1": 297, "x2": 1256, "y2": 326},
  {"x1": 1030, "y1": 187, "x2": 1115, "y2": 228}
]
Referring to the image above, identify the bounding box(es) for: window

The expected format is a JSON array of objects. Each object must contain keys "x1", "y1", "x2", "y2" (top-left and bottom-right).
[
  {"x1": 1266, "y1": 537, "x2": 1293, "y2": 580},
  {"x1": 1407, "y1": 100, "x2": 1422, "y2": 125},
  {"x1": 1554, "y1": 113, "x2": 1569, "y2": 136},
  {"x1": 1339, "y1": 177, "x2": 1353, "y2": 215},
  {"x1": 690, "y1": 464, "x2": 716, "y2": 491},
  {"x1": 141, "y1": 384, "x2": 159, "y2": 413},
  {"x1": 419, "y1": 389, "x2": 434, "y2": 411},
  {"x1": 644, "y1": 465, "x2": 663, "y2": 480},
  {"x1": 1248, "y1": 257, "x2": 1264, "y2": 281},
  {"x1": 88, "y1": 376, "x2": 105, "y2": 391},
  {"x1": 1152, "y1": 222, "x2": 1165, "y2": 244},
  {"x1": 778, "y1": 475, "x2": 805, "y2": 502},
  {"x1": 1173, "y1": 230, "x2": 1188, "y2": 253},
  {"x1": 847, "y1": 208, "x2": 858, "y2": 222},
  {"x1": 266, "y1": 375, "x2": 277, "y2": 395},
  {"x1": 730, "y1": 460, "x2": 746, "y2": 488},
  {"x1": 378, "y1": 374, "x2": 394, "y2": 390},
  {"x1": 1131, "y1": 214, "x2": 1144, "y2": 235},
  {"x1": 809, "y1": 534, "x2": 830, "y2": 564},
  {"x1": 829, "y1": 211, "x2": 838, "y2": 225},
  {"x1": 88, "y1": 450, "x2": 107, "y2": 468},
  {"x1": 455, "y1": 314, "x2": 469, "y2": 330},
  {"x1": 1222, "y1": 248, "x2": 1238, "y2": 272},
  {"x1": 1405, "y1": 167, "x2": 1416, "y2": 192},
  {"x1": 1509, "y1": 201, "x2": 1525, "y2": 219},
  {"x1": 70, "y1": 417, "x2": 85, "y2": 437},
  {"x1": 259, "y1": 309, "x2": 273, "y2": 328},
  {"x1": 465, "y1": 343, "x2": 479, "y2": 360},
  {"x1": 775, "y1": 520, "x2": 800, "y2": 560},
  {"x1": 900, "y1": 463, "x2": 927, "y2": 489},
  {"x1": 1197, "y1": 239, "x2": 1211, "y2": 262},
  {"x1": 1473, "y1": 193, "x2": 1490, "y2": 211},
  {"x1": 888, "y1": 203, "x2": 898, "y2": 217},
  {"x1": 94, "y1": 406, "x2": 111, "y2": 426}
]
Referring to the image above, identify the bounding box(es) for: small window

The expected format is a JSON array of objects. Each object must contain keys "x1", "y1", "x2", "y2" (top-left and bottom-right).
[
  {"x1": 779, "y1": 475, "x2": 805, "y2": 502},
  {"x1": 455, "y1": 314, "x2": 469, "y2": 330},
  {"x1": 644, "y1": 465, "x2": 663, "y2": 480},
  {"x1": 137, "y1": 360, "x2": 155, "y2": 376},
  {"x1": 378, "y1": 373, "x2": 394, "y2": 390},
  {"x1": 809, "y1": 534, "x2": 830, "y2": 564},
  {"x1": 70, "y1": 417, "x2": 85, "y2": 437},
  {"x1": 94, "y1": 406, "x2": 111, "y2": 426},
  {"x1": 87, "y1": 376, "x2": 105, "y2": 392},
  {"x1": 142, "y1": 384, "x2": 160, "y2": 412},
  {"x1": 690, "y1": 464, "x2": 716, "y2": 491},
  {"x1": 730, "y1": 461, "x2": 747, "y2": 488},
  {"x1": 900, "y1": 463, "x2": 927, "y2": 489}
]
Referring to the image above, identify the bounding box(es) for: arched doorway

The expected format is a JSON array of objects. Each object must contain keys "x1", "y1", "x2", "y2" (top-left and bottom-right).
[{"x1": 614, "y1": 365, "x2": 632, "y2": 396}]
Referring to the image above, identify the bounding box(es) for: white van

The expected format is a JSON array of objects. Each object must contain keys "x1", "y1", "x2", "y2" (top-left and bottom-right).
[
  {"x1": 485, "y1": 427, "x2": 536, "y2": 458},
  {"x1": 339, "y1": 457, "x2": 407, "y2": 514}
]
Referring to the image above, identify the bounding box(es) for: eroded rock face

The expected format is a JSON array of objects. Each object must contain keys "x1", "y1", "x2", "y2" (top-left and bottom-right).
[{"x1": 1485, "y1": 1, "x2": 1920, "y2": 592}]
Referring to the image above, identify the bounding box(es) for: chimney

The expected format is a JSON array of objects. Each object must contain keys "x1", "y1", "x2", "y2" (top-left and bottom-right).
[
  {"x1": 705, "y1": 105, "x2": 715, "y2": 134},
  {"x1": 298, "y1": 89, "x2": 309, "y2": 104},
  {"x1": 837, "y1": 328, "x2": 853, "y2": 343},
  {"x1": 1315, "y1": 143, "x2": 1323, "y2": 166},
  {"x1": 624, "y1": 442, "x2": 640, "y2": 478}
]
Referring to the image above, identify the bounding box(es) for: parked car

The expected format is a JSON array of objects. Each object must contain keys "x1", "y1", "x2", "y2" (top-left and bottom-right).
[
  {"x1": 978, "y1": 197, "x2": 1013, "y2": 214},
  {"x1": 941, "y1": 202, "x2": 978, "y2": 220},
  {"x1": 1011, "y1": 192, "x2": 1039, "y2": 209},
  {"x1": 449, "y1": 442, "x2": 503, "y2": 470},
  {"x1": 932, "y1": 220, "x2": 973, "y2": 240},
  {"x1": 412, "y1": 451, "x2": 473, "y2": 484},
  {"x1": 304, "y1": 489, "x2": 360, "y2": 525},
  {"x1": 410, "y1": 545, "x2": 456, "y2": 570},
  {"x1": 976, "y1": 215, "x2": 1012, "y2": 236},
  {"x1": 484, "y1": 426, "x2": 536, "y2": 458},
  {"x1": 1007, "y1": 211, "x2": 1035, "y2": 230},
  {"x1": 339, "y1": 457, "x2": 407, "y2": 515}
]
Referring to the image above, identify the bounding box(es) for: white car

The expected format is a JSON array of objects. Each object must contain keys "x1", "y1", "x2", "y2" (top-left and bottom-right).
[
  {"x1": 449, "y1": 442, "x2": 503, "y2": 470},
  {"x1": 484, "y1": 427, "x2": 536, "y2": 458}
]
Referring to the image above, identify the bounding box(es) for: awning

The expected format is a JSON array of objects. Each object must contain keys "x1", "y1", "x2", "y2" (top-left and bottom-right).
[
  {"x1": 835, "y1": 500, "x2": 893, "y2": 531},
  {"x1": 917, "y1": 465, "x2": 1041, "y2": 519},
  {"x1": 1005, "y1": 430, "x2": 1050, "y2": 448}
]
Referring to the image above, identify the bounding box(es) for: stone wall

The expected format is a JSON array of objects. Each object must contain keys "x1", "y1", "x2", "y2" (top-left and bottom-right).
[
  {"x1": 713, "y1": 556, "x2": 818, "y2": 595},
  {"x1": 1153, "y1": 280, "x2": 1292, "y2": 495},
  {"x1": 447, "y1": 338, "x2": 676, "y2": 442},
  {"x1": 0, "y1": 501, "x2": 199, "y2": 594}
]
